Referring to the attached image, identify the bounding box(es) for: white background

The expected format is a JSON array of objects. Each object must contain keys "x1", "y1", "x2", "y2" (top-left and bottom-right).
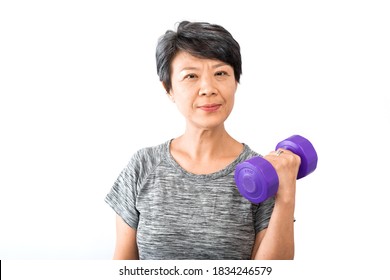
[{"x1": 1, "y1": 0, "x2": 389, "y2": 276}]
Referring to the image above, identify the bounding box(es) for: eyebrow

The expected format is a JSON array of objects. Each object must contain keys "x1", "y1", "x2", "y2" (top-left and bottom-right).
[{"x1": 180, "y1": 63, "x2": 229, "y2": 72}]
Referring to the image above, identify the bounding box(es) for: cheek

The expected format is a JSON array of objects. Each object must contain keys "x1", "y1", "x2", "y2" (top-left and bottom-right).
[
  {"x1": 225, "y1": 98, "x2": 235, "y2": 115},
  {"x1": 173, "y1": 95, "x2": 195, "y2": 115},
  {"x1": 225, "y1": 90, "x2": 236, "y2": 106}
]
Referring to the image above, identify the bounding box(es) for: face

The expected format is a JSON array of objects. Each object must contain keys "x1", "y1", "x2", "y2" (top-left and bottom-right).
[{"x1": 167, "y1": 51, "x2": 238, "y2": 130}]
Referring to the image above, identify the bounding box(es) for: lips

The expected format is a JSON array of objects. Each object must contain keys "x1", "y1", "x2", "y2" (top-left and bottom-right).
[{"x1": 198, "y1": 103, "x2": 222, "y2": 112}]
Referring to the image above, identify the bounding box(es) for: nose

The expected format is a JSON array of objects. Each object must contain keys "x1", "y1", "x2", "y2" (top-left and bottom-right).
[{"x1": 198, "y1": 75, "x2": 217, "y2": 96}]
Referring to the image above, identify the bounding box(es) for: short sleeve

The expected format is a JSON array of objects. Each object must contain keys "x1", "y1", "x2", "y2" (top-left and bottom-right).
[
  {"x1": 253, "y1": 196, "x2": 275, "y2": 234},
  {"x1": 105, "y1": 153, "x2": 141, "y2": 229}
]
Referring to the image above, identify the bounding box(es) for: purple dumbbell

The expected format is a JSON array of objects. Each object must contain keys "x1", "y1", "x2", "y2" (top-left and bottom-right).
[{"x1": 234, "y1": 135, "x2": 318, "y2": 204}]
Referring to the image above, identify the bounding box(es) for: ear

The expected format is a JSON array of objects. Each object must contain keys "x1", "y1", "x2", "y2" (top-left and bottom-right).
[
  {"x1": 162, "y1": 82, "x2": 175, "y2": 103},
  {"x1": 167, "y1": 91, "x2": 175, "y2": 103},
  {"x1": 161, "y1": 81, "x2": 169, "y2": 93}
]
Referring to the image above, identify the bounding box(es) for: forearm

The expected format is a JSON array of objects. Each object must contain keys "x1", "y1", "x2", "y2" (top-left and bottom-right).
[{"x1": 253, "y1": 199, "x2": 295, "y2": 260}]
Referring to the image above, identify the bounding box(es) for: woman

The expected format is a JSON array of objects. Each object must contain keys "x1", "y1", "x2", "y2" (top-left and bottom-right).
[{"x1": 105, "y1": 21, "x2": 300, "y2": 260}]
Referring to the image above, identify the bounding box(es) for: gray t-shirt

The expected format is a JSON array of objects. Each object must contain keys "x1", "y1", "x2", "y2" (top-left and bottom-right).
[{"x1": 105, "y1": 140, "x2": 275, "y2": 260}]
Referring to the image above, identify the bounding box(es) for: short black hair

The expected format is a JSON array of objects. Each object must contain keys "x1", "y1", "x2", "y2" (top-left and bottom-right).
[{"x1": 156, "y1": 21, "x2": 242, "y2": 93}]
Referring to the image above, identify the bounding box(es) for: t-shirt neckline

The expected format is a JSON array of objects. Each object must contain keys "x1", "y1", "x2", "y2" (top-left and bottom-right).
[{"x1": 164, "y1": 139, "x2": 249, "y2": 181}]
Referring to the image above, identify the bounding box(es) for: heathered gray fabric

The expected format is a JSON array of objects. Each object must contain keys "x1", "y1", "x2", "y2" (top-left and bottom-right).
[{"x1": 105, "y1": 140, "x2": 275, "y2": 260}]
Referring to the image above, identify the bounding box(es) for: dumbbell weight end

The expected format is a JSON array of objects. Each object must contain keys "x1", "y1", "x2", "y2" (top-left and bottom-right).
[
  {"x1": 234, "y1": 156, "x2": 279, "y2": 204},
  {"x1": 276, "y1": 135, "x2": 318, "y2": 179}
]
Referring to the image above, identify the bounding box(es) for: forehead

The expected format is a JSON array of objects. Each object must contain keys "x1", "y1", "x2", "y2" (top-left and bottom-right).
[{"x1": 171, "y1": 51, "x2": 227, "y2": 70}]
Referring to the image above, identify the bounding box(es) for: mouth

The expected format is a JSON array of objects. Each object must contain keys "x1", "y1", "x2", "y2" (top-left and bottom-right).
[{"x1": 198, "y1": 103, "x2": 222, "y2": 112}]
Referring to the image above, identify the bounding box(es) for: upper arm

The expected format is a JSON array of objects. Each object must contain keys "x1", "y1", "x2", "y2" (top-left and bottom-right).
[
  {"x1": 251, "y1": 228, "x2": 267, "y2": 259},
  {"x1": 113, "y1": 214, "x2": 139, "y2": 260}
]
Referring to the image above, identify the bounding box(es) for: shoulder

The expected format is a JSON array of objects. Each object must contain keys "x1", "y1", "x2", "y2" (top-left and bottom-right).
[
  {"x1": 132, "y1": 141, "x2": 169, "y2": 164},
  {"x1": 240, "y1": 143, "x2": 262, "y2": 161},
  {"x1": 123, "y1": 140, "x2": 170, "y2": 178}
]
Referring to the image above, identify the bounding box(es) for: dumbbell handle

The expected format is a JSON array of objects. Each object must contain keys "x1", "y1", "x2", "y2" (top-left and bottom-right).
[{"x1": 234, "y1": 135, "x2": 318, "y2": 204}]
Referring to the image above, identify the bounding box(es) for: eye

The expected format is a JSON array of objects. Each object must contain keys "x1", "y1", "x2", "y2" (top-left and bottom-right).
[
  {"x1": 215, "y1": 71, "x2": 229, "y2": 77},
  {"x1": 184, "y1": 73, "x2": 197, "y2": 79}
]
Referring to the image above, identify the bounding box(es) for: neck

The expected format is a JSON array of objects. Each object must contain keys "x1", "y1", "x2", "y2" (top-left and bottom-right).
[
  {"x1": 170, "y1": 124, "x2": 244, "y2": 174},
  {"x1": 173, "y1": 125, "x2": 238, "y2": 160}
]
